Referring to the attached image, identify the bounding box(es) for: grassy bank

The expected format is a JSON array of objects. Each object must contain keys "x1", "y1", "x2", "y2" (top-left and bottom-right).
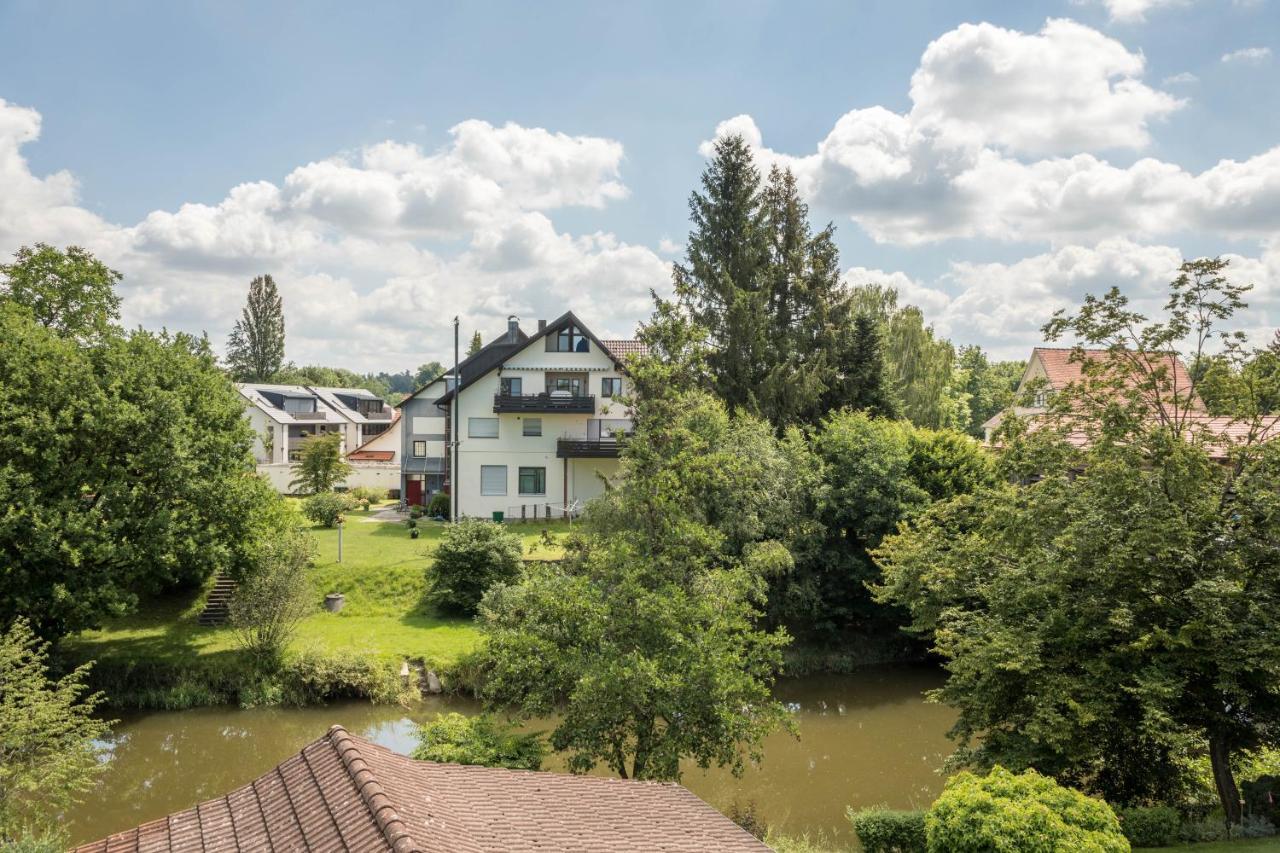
[{"x1": 62, "y1": 504, "x2": 572, "y2": 708}]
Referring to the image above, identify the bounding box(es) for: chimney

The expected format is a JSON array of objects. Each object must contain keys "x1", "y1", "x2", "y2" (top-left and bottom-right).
[
  {"x1": 537, "y1": 319, "x2": 547, "y2": 332},
  {"x1": 507, "y1": 315, "x2": 519, "y2": 342}
]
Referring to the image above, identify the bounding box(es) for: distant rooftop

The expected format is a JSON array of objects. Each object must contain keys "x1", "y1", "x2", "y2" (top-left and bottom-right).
[
  {"x1": 74, "y1": 725, "x2": 767, "y2": 853},
  {"x1": 601, "y1": 339, "x2": 648, "y2": 359}
]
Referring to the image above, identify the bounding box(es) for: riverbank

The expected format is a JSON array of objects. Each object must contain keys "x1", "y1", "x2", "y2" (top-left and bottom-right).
[{"x1": 61, "y1": 505, "x2": 571, "y2": 709}]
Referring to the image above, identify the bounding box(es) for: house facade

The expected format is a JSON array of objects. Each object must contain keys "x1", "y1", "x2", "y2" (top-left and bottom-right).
[
  {"x1": 238, "y1": 383, "x2": 400, "y2": 493},
  {"x1": 398, "y1": 312, "x2": 641, "y2": 518}
]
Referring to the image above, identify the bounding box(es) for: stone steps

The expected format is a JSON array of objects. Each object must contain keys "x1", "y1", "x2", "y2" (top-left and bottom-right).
[{"x1": 197, "y1": 574, "x2": 238, "y2": 626}]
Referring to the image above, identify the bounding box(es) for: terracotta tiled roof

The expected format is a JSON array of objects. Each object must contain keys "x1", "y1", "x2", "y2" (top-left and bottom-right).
[
  {"x1": 1033, "y1": 347, "x2": 1201, "y2": 406},
  {"x1": 348, "y1": 449, "x2": 395, "y2": 461},
  {"x1": 601, "y1": 339, "x2": 649, "y2": 359},
  {"x1": 74, "y1": 725, "x2": 768, "y2": 853}
]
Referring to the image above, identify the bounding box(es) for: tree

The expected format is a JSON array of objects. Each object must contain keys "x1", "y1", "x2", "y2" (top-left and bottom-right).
[
  {"x1": 477, "y1": 390, "x2": 795, "y2": 780},
  {"x1": 270, "y1": 363, "x2": 392, "y2": 401},
  {"x1": 230, "y1": 521, "x2": 316, "y2": 664},
  {"x1": 0, "y1": 302, "x2": 283, "y2": 639},
  {"x1": 0, "y1": 618, "x2": 112, "y2": 843},
  {"x1": 414, "y1": 361, "x2": 444, "y2": 388},
  {"x1": 875, "y1": 259, "x2": 1280, "y2": 822},
  {"x1": 226, "y1": 274, "x2": 286, "y2": 381},
  {"x1": 413, "y1": 713, "x2": 545, "y2": 770},
  {"x1": 468, "y1": 330, "x2": 483, "y2": 356},
  {"x1": 0, "y1": 243, "x2": 120, "y2": 343},
  {"x1": 289, "y1": 432, "x2": 351, "y2": 494},
  {"x1": 953, "y1": 346, "x2": 1025, "y2": 438},
  {"x1": 426, "y1": 519, "x2": 524, "y2": 616}
]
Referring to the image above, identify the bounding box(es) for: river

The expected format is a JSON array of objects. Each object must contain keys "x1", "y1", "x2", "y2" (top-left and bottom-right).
[{"x1": 68, "y1": 666, "x2": 955, "y2": 846}]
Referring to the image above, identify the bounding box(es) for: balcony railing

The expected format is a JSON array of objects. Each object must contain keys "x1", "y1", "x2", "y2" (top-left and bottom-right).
[
  {"x1": 557, "y1": 437, "x2": 625, "y2": 458},
  {"x1": 361, "y1": 409, "x2": 392, "y2": 420},
  {"x1": 290, "y1": 410, "x2": 327, "y2": 421},
  {"x1": 493, "y1": 393, "x2": 595, "y2": 414}
]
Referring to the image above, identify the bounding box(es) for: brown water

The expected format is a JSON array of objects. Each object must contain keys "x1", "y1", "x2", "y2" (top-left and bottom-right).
[{"x1": 68, "y1": 667, "x2": 955, "y2": 846}]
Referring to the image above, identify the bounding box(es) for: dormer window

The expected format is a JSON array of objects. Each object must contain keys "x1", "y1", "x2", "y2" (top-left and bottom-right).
[{"x1": 547, "y1": 323, "x2": 589, "y2": 353}]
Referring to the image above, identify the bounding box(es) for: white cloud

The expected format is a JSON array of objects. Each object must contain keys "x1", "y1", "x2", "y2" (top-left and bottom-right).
[
  {"x1": 1079, "y1": 0, "x2": 1192, "y2": 23},
  {"x1": 0, "y1": 98, "x2": 665, "y2": 370},
  {"x1": 1222, "y1": 46, "x2": 1273, "y2": 64},
  {"x1": 1163, "y1": 71, "x2": 1199, "y2": 84},
  {"x1": 843, "y1": 240, "x2": 1280, "y2": 358},
  {"x1": 702, "y1": 20, "x2": 1280, "y2": 246},
  {"x1": 908, "y1": 19, "x2": 1183, "y2": 155}
]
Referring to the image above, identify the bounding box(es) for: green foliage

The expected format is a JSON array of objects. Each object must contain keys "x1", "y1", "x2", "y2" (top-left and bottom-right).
[
  {"x1": 468, "y1": 330, "x2": 482, "y2": 355},
  {"x1": 225, "y1": 274, "x2": 285, "y2": 381},
  {"x1": 414, "y1": 361, "x2": 444, "y2": 389},
  {"x1": 0, "y1": 619, "x2": 112, "y2": 842},
  {"x1": 877, "y1": 260, "x2": 1280, "y2": 821},
  {"x1": 426, "y1": 492, "x2": 450, "y2": 517},
  {"x1": 1118, "y1": 805, "x2": 1181, "y2": 848},
  {"x1": 290, "y1": 432, "x2": 352, "y2": 494},
  {"x1": 726, "y1": 800, "x2": 769, "y2": 840},
  {"x1": 427, "y1": 519, "x2": 524, "y2": 616},
  {"x1": 953, "y1": 345, "x2": 1025, "y2": 438},
  {"x1": 774, "y1": 411, "x2": 994, "y2": 639},
  {"x1": 667, "y1": 135, "x2": 894, "y2": 428},
  {"x1": 269, "y1": 363, "x2": 392, "y2": 402},
  {"x1": 412, "y1": 712, "x2": 545, "y2": 770},
  {"x1": 275, "y1": 648, "x2": 409, "y2": 705},
  {"x1": 0, "y1": 299, "x2": 279, "y2": 639},
  {"x1": 230, "y1": 521, "x2": 317, "y2": 664},
  {"x1": 0, "y1": 243, "x2": 121, "y2": 344},
  {"x1": 348, "y1": 486, "x2": 386, "y2": 505},
  {"x1": 925, "y1": 767, "x2": 1129, "y2": 853},
  {"x1": 302, "y1": 491, "x2": 356, "y2": 527},
  {"x1": 848, "y1": 807, "x2": 927, "y2": 853},
  {"x1": 477, "y1": 390, "x2": 793, "y2": 781}
]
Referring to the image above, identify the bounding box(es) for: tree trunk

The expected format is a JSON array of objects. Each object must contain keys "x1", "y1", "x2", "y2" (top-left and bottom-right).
[{"x1": 1209, "y1": 733, "x2": 1243, "y2": 826}]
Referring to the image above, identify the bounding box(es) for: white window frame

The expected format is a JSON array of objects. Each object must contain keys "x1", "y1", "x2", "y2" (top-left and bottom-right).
[
  {"x1": 480, "y1": 465, "x2": 508, "y2": 496},
  {"x1": 412, "y1": 440, "x2": 426, "y2": 458},
  {"x1": 469, "y1": 417, "x2": 499, "y2": 438}
]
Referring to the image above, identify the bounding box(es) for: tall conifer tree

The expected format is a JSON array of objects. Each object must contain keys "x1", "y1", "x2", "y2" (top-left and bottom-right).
[{"x1": 226, "y1": 274, "x2": 285, "y2": 382}]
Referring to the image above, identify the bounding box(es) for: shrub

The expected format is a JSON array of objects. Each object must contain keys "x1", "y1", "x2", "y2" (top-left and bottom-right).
[
  {"x1": 349, "y1": 486, "x2": 386, "y2": 504},
  {"x1": 1118, "y1": 805, "x2": 1180, "y2": 848},
  {"x1": 229, "y1": 523, "x2": 316, "y2": 664},
  {"x1": 926, "y1": 766, "x2": 1129, "y2": 853},
  {"x1": 727, "y1": 801, "x2": 769, "y2": 840},
  {"x1": 302, "y1": 491, "x2": 355, "y2": 528},
  {"x1": 409, "y1": 505, "x2": 424, "y2": 519},
  {"x1": 849, "y1": 807, "x2": 927, "y2": 852},
  {"x1": 412, "y1": 712, "x2": 545, "y2": 770},
  {"x1": 426, "y1": 518, "x2": 523, "y2": 615},
  {"x1": 1244, "y1": 774, "x2": 1280, "y2": 824},
  {"x1": 279, "y1": 649, "x2": 409, "y2": 705},
  {"x1": 407, "y1": 518, "x2": 418, "y2": 529},
  {"x1": 427, "y1": 493, "x2": 450, "y2": 518}
]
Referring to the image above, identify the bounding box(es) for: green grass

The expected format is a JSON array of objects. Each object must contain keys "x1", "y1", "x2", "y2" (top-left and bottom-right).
[
  {"x1": 65, "y1": 504, "x2": 574, "y2": 674},
  {"x1": 1139, "y1": 841, "x2": 1280, "y2": 852}
]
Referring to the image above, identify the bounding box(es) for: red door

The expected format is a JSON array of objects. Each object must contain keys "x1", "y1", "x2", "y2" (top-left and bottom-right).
[{"x1": 405, "y1": 479, "x2": 423, "y2": 506}]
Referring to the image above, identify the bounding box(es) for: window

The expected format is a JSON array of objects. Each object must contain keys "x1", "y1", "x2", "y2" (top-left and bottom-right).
[
  {"x1": 602, "y1": 377, "x2": 622, "y2": 398},
  {"x1": 518, "y1": 467, "x2": 546, "y2": 495},
  {"x1": 481, "y1": 465, "x2": 508, "y2": 496},
  {"x1": 547, "y1": 323, "x2": 589, "y2": 353},
  {"x1": 523, "y1": 418, "x2": 542, "y2": 437},
  {"x1": 469, "y1": 417, "x2": 499, "y2": 438},
  {"x1": 500, "y1": 376, "x2": 523, "y2": 396},
  {"x1": 547, "y1": 373, "x2": 586, "y2": 396},
  {"x1": 412, "y1": 440, "x2": 427, "y2": 457}
]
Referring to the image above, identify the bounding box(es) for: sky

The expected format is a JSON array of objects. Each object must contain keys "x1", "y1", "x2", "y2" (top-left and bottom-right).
[{"x1": 0, "y1": 0, "x2": 1277, "y2": 370}]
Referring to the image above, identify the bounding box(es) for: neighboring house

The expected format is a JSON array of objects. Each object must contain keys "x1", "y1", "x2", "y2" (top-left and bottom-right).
[
  {"x1": 74, "y1": 725, "x2": 767, "y2": 852},
  {"x1": 398, "y1": 312, "x2": 644, "y2": 518},
  {"x1": 238, "y1": 383, "x2": 400, "y2": 493},
  {"x1": 981, "y1": 347, "x2": 1200, "y2": 443}
]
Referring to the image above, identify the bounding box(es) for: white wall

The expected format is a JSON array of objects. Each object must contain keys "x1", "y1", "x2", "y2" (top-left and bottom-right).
[{"x1": 257, "y1": 462, "x2": 401, "y2": 495}]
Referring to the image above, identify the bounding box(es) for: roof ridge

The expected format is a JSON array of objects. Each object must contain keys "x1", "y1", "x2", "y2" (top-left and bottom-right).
[{"x1": 327, "y1": 725, "x2": 420, "y2": 853}]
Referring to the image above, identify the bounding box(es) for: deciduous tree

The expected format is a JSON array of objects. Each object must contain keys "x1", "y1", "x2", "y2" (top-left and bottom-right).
[
  {"x1": 0, "y1": 243, "x2": 120, "y2": 344},
  {"x1": 289, "y1": 432, "x2": 351, "y2": 494},
  {"x1": 226, "y1": 274, "x2": 285, "y2": 381}
]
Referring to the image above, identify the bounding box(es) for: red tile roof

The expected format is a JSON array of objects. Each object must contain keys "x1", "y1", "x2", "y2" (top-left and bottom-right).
[
  {"x1": 348, "y1": 449, "x2": 395, "y2": 461},
  {"x1": 601, "y1": 339, "x2": 649, "y2": 359},
  {"x1": 74, "y1": 725, "x2": 768, "y2": 853},
  {"x1": 1033, "y1": 347, "x2": 1201, "y2": 407}
]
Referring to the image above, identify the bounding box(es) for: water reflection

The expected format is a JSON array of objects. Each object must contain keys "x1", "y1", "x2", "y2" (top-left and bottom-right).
[{"x1": 70, "y1": 667, "x2": 952, "y2": 844}]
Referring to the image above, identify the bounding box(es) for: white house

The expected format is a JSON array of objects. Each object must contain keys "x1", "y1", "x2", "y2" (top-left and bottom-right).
[
  {"x1": 397, "y1": 312, "x2": 643, "y2": 519},
  {"x1": 238, "y1": 383, "x2": 401, "y2": 493}
]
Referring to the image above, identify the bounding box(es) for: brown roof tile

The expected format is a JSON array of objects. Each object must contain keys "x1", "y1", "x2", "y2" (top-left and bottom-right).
[
  {"x1": 75, "y1": 725, "x2": 767, "y2": 853},
  {"x1": 1033, "y1": 347, "x2": 1200, "y2": 404},
  {"x1": 601, "y1": 339, "x2": 649, "y2": 360}
]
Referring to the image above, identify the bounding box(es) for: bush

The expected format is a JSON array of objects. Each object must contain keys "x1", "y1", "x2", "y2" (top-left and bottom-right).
[
  {"x1": 1244, "y1": 774, "x2": 1280, "y2": 824},
  {"x1": 348, "y1": 486, "x2": 386, "y2": 504},
  {"x1": 1118, "y1": 805, "x2": 1180, "y2": 847},
  {"x1": 727, "y1": 801, "x2": 769, "y2": 840},
  {"x1": 409, "y1": 505, "x2": 425, "y2": 519},
  {"x1": 407, "y1": 518, "x2": 418, "y2": 529},
  {"x1": 426, "y1": 518, "x2": 524, "y2": 615},
  {"x1": 302, "y1": 491, "x2": 355, "y2": 528},
  {"x1": 427, "y1": 493, "x2": 450, "y2": 518},
  {"x1": 848, "y1": 807, "x2": 926, "y2": 852},
  {"x1": 229, "y1": 523, "x2": 316, "y2": 664},
  {"x1": 926, "y1": 766, "x2": 1129, "y2": 853},
  {"x1": 412, "y1": 712, "x2": 545, "y2": 770},
  {"x1": 278, "y1": 649, "x2": 410, "y2": 706}
]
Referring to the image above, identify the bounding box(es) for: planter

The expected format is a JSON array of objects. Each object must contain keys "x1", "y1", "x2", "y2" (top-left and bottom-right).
[{"x1": 324, "y1": 593, "x2": 345, "y2": 613}]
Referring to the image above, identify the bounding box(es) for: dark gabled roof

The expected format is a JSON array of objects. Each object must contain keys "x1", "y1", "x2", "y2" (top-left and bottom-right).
[
  {"x1": 74, "y1": 725, "x2": 769, "y2": 853},
  {"x1": 396, "y1": 325, "x2": 529, "y2": 409}
]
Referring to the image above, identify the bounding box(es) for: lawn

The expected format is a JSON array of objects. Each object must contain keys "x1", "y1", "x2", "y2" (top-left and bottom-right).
[
  {"x1": 64, "y1": 503, "x2": 574, "y2": 672},
  {"x1": 1140, "y1": 841, "x2": 1280, "y2": 852}
]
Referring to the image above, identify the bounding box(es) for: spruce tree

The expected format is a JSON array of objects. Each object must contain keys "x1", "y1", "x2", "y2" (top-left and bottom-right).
[
  {"x1": 226, "y1": 274, "x2": 285, "y2": 382},
  {"x1": 468, "y1": 330, "x2": 483, "y2": 356}
]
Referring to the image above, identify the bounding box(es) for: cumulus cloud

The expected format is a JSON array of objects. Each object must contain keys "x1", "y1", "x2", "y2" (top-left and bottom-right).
[
  {"x1": 0, "y1": 98, "x2": 664, "y2": 370},
  {"x1": 1079, "y1": 0, "x2": 1192, "y2": 23},
  {"x1": 1162, "y1": 71, "x2": 1199, "y2": 84},
  {"x1": 701, "y1": 19, "x2": 1280, "y2": 246},
  {"x1": 843, "y1": 240, "x2": 1280, "y2": 358},
  {"x1": 1222, "y1": 46, "x2": 1273, "y2": 64}
]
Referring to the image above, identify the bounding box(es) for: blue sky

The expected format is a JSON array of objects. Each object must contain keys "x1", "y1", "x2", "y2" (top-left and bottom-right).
[{"x1": 0, "y1": 0, "x2": 1277, "y2": 369}]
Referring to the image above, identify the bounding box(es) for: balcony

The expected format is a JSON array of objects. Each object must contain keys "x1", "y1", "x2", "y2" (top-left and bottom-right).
[
  {"x1": 290, "y1": 410, "x2": 328, "y2": 421},
  {"x1": 361, "y1": 409, "x2": 392, "y2": 420},
  {"x1": 493, "y1": 392, "x2": 595, "y2": 414},
  {"x1": 557, "y1": 437, "x2": 624, "y2": 458}
]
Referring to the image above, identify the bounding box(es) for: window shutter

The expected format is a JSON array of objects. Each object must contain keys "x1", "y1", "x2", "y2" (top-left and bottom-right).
[{"x1": 480, "y1": 465, "x2": 507, "y2": 495}]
